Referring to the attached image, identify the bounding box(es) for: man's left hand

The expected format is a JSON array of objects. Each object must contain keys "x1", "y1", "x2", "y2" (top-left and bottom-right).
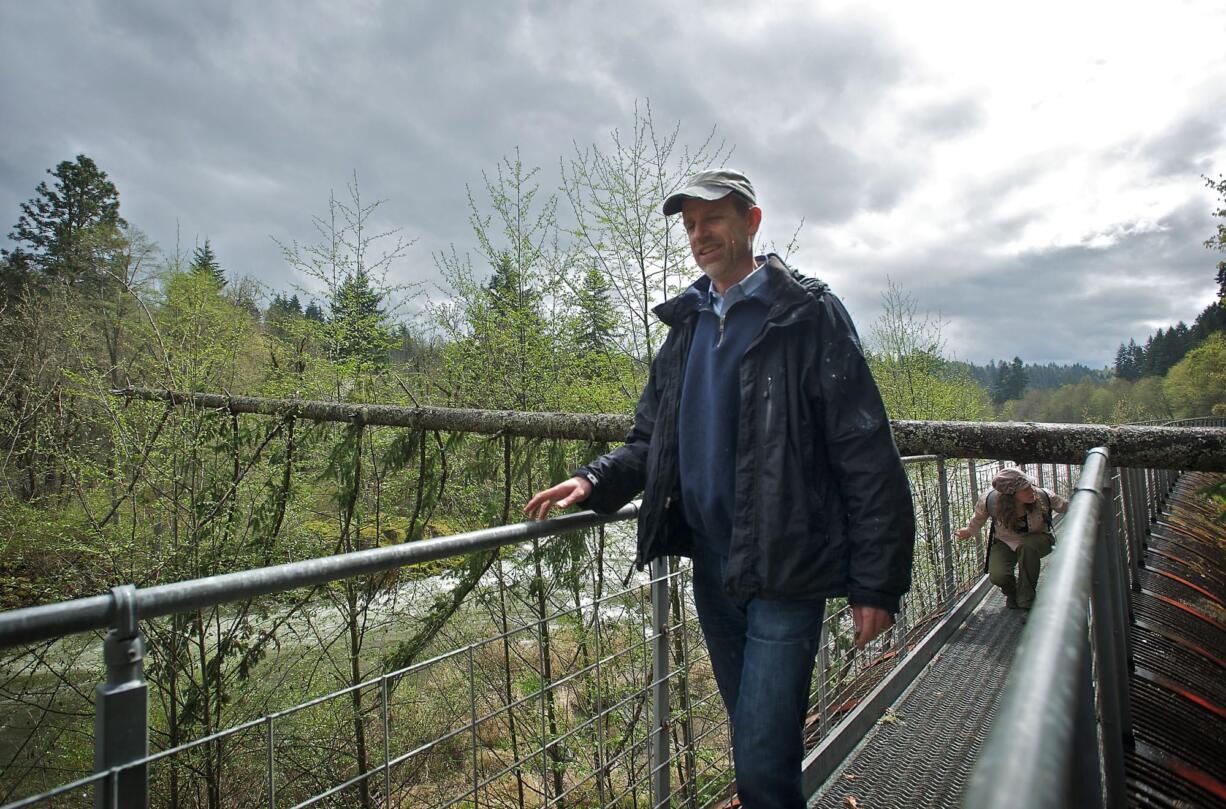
[{"x1": 852, "y1": 605, "x2": 894, "y2": 649}]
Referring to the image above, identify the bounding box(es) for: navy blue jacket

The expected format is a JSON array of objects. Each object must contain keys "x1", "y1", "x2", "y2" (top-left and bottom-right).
[{"x1": 578, "y1": 254, "x2": 915, "y2": 612}]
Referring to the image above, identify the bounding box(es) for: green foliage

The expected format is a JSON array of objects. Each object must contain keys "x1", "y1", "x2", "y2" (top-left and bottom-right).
[
  {"x1": 160, "y1": 268, "x2": 265, "y2": 392},
  {"x1": 275, "y1": 175, "x2": 416, "y2": 399},
  {"x1": 1205, "y1": 174, "x2": 1226, "y2": 255},
  {"x1": 561, "y1": 100, "x2": 731, "y2": 371},
  {"x1": 434, "y1": 153, "x2": 573, "y2": 412},
  {"x1": 1163, "y1": 332, "x2": 1226, "y2": 417},
  {"x1": 1002, "y1": 377, "x2": 1173, "y2": 423},
  {"x1": 866, "y1": 281, "x2": 993, "y2": 421}
]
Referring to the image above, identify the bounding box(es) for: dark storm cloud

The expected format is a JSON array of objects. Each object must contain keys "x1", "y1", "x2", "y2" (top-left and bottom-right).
[
  {"x1": 1135, "y1": 111, "x2": 1226, "y2": 179},
  {"x1": 2, "y1": 1, "x2": 1220, "y2": 368},
  {"x1": 867, "y1": 196, "x2": 1219, "y2": 366},
  {"x1": 2, "y1": 0, "x2": 913, "y2": 302}
]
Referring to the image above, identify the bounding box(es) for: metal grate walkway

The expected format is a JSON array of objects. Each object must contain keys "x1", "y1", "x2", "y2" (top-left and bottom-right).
[
  {"x1": 808, "y1": 587, "x2": 1025, "y2": 808},
  {"x1": 806, "y1": 471, "x2": 1226, "y2": 809}
]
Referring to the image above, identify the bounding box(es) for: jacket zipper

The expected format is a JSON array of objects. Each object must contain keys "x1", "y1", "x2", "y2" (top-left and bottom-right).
[{"x1": 763, "y1": 376, "x2": 774, "y2": 428}]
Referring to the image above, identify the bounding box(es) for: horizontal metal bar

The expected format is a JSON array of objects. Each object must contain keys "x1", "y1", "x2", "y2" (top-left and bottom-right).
[
  {"x1": 964, "y1": 447, "x2": 1110, "y2": 809},
  {"x1": 1, "y1": 769, "x2": 107, "y2": 808},
  {"x1": 0, "y1": 504, "x2": 637, "y2": 649}
]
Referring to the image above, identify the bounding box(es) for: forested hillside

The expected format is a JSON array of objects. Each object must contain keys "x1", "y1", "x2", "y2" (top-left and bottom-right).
[{"x1": 987, "y1": 175, "x2": 1226, "y2": 423}]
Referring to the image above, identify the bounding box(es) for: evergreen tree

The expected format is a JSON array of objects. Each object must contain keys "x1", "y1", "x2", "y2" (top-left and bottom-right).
[
  {"x1": 267, "y1": 293, "x2": 303, "y2": 318},
  {"x1": 1138, "y1": 333, "x2": 1156, "y2": 377},
  {"x1": 304, "y1": 300, "x2": 325, "y2": 322},
  {"x1": 330, "y1": 267, "x2": 390, "y2": 367},
  {"x1": 992, "y1": 356, "x2": 1028, "y2": 405},
  {"x1": 3, "y1": 154, "x2": 125, "y2": 293},
  {"x1": 1114, "y1": 343, "x2": 1133, "y2": 380},
  {"x1": 189, "y1": 239, "x2": 226, "y2": 288},
  {"x1": 1127, "y1": 340, "x2": 1145, "y2": 377},
  {"x1": 265, "y1": 293, "x2": 306, "y2": 339},
  {"x1": 0, "y1": 251, "x2": 33, "y2": 297},
  {"x1": 486, "y1": 252, "x2": 544, "y2": 323},
  {"x1": 575, "y1": 263, "x2": 618, "y2": 357},
  {"x1": 1191, "y1": 300, "x2": 1226, "y2": 340}
]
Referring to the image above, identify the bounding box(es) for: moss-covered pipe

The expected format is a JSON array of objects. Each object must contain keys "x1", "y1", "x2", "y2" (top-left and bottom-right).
[{"x1": 114, "y1": 388, "x2": 1226, "y2": 472}]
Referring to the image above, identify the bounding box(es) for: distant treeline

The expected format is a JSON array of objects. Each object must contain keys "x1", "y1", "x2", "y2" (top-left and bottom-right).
[
  {"x1": 953, "y1": 360, "x2": 1110, "y2": 393},
  {"x1": 1112, "y1": 301, "x2": 1226, "y2": 381}
]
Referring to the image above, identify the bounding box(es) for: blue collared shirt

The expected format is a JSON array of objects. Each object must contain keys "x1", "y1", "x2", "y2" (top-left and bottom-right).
[
  {"x1": 708, "y1": 257, "x2": 770, "y2": 317},
  {"x1": 680, "y1": 256, "x2": 775, "y2": 556}
]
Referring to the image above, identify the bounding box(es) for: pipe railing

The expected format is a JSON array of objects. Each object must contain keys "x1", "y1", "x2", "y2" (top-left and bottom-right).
[
  {"x1": 3, "y1": 414, "x2": 1218, "y2": 808},
  {"x1": 964, "y1": 446, "x2": 1168, "y2": 809},
  {"x1": 1, "y1": 453, "x2": 1017, "y2": 809},
  {"x1": 113, "y1": 388, "x2": 1226, "y2": 471}
]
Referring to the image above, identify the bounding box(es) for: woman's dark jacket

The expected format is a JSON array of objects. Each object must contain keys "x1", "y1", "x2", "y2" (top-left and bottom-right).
[{"x1": 578, "y1": 255, "x2": 915, "y2": 613}]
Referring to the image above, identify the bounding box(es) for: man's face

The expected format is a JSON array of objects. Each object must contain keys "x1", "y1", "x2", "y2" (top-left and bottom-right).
[
  {"x1": 1016, "y1": 485, "x2": 1037, "y2": 504},
  {"x1": 680, "y1": 196, "x2": 761, "y2": 290}
]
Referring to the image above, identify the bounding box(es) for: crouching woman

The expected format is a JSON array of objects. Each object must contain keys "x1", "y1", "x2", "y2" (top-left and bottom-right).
[{"x1": 956, "y1": 467, "x2": 1069, "y2": 611}]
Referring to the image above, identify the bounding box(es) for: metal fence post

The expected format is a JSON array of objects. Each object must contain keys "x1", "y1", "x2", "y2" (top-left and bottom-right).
[
  {"x1": 94, "y1": 585, "x2": 148, "y2": 809},
  {"x1": 817, "y1": 623, "x2": 831, "y2": 738},
  {"x1": 1119, "y1": 469, "x2": 1138, "y2": 587},
  {"x1": 1090, "y1": 477, "x2": 1128, "y2": 809},
  {"x1": 892, "y1": 602, "x2": 909, "y2": 660},
  {"x1": 1142, "y1": 468, "x2": 1152, "y2": 524},
  {"x1": 1106, "y1": 471, "x2": 1135, "y2": 659},
  {"x1": 966, "y1": 459, "x2": 982, "y2": 573},
  {"x1": 1127, "y1": 469, "x2": 1148, "y2": 586},
  {"x1": 936, "y1": 457, "x2": 955, "y2": 602},
  {"x1": 1071, "y1": 639, "x2": 1105, "y2": 809},
  {"x1": 650, "y1": 557, "x2": 672, "y2": 808}
]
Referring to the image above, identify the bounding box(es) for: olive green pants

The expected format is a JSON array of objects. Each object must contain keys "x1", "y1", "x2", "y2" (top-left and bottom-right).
[{"x1": 987, "y1": 533, "x2": 1054, "y2": 609}]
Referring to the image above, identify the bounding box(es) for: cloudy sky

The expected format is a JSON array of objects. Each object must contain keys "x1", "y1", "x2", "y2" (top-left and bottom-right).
[{"x1": 2, "y1": 0, "x2": 1224, "y2": 367}]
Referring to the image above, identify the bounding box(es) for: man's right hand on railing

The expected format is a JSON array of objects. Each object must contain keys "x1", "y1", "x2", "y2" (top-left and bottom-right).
[{"x1": 525, "y1": 476, "x2": 593, "y2": 521}]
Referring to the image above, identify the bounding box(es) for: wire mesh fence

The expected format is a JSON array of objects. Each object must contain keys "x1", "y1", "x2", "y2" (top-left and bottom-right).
[{"x1": 0, "y1": 453, "x2": 1095, "y2": 809}]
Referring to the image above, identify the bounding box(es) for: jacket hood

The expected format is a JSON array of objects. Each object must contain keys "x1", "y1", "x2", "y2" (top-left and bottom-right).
[{"x1": 653, "y1": 253, "x2": 830, "y2": 327}]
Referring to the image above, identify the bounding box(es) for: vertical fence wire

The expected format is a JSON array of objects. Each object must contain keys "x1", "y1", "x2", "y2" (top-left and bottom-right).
[
  {"x1": 468, "y1": 645, "x2": 479, "y2": 809},
  {"x1": 265, "y1": 714, "x2": 275, "y2": 809},
  {"x1": 380, "y1": 677, "x2": 390, "y2": 809}
]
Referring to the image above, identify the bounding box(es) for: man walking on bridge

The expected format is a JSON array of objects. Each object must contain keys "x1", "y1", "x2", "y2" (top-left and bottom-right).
[{"x1": 527, "y1": 169, "x2": 916, "y2": 809}]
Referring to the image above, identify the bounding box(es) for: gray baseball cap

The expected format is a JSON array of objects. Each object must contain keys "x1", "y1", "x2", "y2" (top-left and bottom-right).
[{"x1": 662, "y1": 169, "x2": 757, "y2": 216}]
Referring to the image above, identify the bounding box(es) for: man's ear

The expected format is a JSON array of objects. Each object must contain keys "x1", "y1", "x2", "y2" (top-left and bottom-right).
[{"x1": 747, "y1": 206, "x2": 763, "y2": 237}]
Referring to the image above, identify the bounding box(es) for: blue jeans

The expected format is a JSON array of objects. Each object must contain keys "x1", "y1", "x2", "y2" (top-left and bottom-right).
[{"x1": 690, "y1": 548, "x2": 826, "y2": 809}]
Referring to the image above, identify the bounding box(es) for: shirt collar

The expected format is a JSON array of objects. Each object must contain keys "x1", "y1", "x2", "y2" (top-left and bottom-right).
[{"x1": 708, "y1": 256, "x2": 770, "y2": 317}]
